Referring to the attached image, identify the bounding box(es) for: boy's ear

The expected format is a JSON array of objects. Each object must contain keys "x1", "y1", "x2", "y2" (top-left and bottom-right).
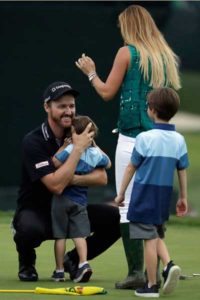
[
  {"x1": 152, "y1": 108, "x2": 158, "y2": 115},
  {"x1": 71, "y1": 125, "x2": 75, "y2": 134}
]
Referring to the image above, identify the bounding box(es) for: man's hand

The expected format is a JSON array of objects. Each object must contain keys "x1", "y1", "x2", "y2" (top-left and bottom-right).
[{"x1": 72, "y1": 122, "x2": 94, "y2": 153}]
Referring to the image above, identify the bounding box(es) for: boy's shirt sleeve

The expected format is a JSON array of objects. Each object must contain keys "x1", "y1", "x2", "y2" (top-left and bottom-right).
[
  {"x1": 85, "y1": 147, "x2": 109, "y2": 168},
  {"x1": 131, "y1": 133, "x2": 146, "y2": 167},
  {"x1": 177, "y1": 138, "x2": 189, "y2": 170},
  {"x1": 55, "y1": 144, "x2": 73, "y2": 163},
  {"x1": 96, "y1": 153, "x2": 110, "y2": 168}
]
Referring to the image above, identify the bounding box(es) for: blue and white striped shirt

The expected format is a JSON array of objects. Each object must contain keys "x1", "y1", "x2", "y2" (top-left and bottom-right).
[
  {"x1": 127, "y1": 123, "x2": 189, "y2": 224},
  {"x1": 55, "y1": 145, "x2": 109, "y2": 205}
]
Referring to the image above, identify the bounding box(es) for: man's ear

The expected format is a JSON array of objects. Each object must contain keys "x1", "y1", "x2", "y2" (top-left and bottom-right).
[{"x1": 44, "y1": 102, "x2": 49, "y2": 113}]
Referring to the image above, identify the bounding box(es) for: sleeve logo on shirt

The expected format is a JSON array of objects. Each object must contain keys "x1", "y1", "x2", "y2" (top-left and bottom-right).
[{"x1": 35, "y1": 161, "x2": 49, "y2": 169}]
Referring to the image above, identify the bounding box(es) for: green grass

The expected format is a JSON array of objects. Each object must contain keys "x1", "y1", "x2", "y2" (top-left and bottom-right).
[
  {"x1": 180, "y1": 72, "x2": 200, "y2": 114},
  {"x1": 172, "y1": 132, "x2": 200, "y2": 214},
  {"x1": 184, "y1": 132, "x2": 200, "y2": 213},
  {"x1": 0, "y1": 212, "x2": 200, "y2": 300},
  {"x1": 174, "y1": 72, "x2": 200, "y2": 214}
]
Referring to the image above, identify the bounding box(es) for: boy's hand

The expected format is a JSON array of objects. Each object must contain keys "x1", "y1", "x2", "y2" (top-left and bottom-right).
[
  {"x1": 63, "y1": 137, "x2": 72, "y2": 148},
  {"x1": 176, "y1": 198, "x2": 188, "y2": 217},
  {"x1": 114, "y1": 195, "x2": 125, "y2": 207}
]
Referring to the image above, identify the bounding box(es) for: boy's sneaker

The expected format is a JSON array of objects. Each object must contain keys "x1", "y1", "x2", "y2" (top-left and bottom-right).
[
  {"x1": 73, "y1": 263, "x2": 92, "y2": 283},
  {"x1": 135, "y1": 283, "x2": 159, "y2": 298},
  {"x1": 51, "y1": 270, "x2": 65, "y2": 282},
  {"x1": 162, "y1": 261, "x2": 181, "y2": 294}
]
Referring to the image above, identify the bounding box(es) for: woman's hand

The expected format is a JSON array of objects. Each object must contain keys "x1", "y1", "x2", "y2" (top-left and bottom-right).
[{"x1": 75, "y1": 53, "x2": 96, "y2": 76}]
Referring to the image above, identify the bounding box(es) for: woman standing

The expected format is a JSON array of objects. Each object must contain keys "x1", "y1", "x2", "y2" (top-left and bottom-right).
[{"x1": 76, "y1": 4, "x2": 181, "y2": 289}]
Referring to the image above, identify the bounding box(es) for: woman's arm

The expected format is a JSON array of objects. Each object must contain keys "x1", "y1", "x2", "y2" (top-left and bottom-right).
[{"x1": 75, "y1": 46, "x2": 130, "y2": 101}]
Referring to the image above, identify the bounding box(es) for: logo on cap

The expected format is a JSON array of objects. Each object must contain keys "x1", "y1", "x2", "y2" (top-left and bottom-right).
[
  {"x1": 43, "y1": 81, "x2": 79, "y2": 103},
  {"x1": 52, "y1": 84, "x2": 71, "y2": 92}
]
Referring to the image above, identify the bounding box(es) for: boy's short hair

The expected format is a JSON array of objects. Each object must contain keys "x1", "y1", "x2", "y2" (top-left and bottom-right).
[
  {"x1": 72, "y1": 115, "x2": 99, "y2": 138},
  {"x1": 147, "y1": 87, "x2": 180, "y2": 121}
]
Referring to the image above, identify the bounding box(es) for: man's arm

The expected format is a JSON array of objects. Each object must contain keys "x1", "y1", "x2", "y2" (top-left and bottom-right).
[
  {"x1": 71, "y1": 168, "x2": 107, "y2": 187},
  {"x1": 52, "y1": 156, "x2": 62, "y2": 168},
  {"x1": 41, "y1": 123, "x2": 94, "y2": 194}
]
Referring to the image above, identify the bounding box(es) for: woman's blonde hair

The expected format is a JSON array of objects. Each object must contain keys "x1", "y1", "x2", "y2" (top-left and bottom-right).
[{"x1": 118, "y1": 5, "x2": 181, "y2": 90}]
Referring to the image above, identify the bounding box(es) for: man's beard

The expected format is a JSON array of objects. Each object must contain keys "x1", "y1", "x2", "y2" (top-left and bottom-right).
[{"x1": 51, "y1": 113, "x2": 73, "y2": 129}]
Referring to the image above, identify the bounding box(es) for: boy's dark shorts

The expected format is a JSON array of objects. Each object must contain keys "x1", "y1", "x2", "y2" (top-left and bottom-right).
[
  {"x1": 129, "y1": 222, "x2": 165, "y2": 239},
  {"x1": 51, "y1": 195, "x2": 90, "y2": 239}
]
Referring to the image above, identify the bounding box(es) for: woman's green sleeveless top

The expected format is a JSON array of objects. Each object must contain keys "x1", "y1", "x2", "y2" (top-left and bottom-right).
[{"x1": 117, "y1": 45, "x2": 153, "y2": 138}]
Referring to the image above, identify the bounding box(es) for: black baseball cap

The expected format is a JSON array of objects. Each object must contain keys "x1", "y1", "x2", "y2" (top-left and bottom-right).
[{"x1": 43, "y1": 81, "x2": 79, "y2": 103}]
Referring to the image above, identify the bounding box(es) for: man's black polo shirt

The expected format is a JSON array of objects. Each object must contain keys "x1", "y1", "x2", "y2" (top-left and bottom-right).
[{"x1": 16, "y1": 121, "x2": 63, "y2": 215}]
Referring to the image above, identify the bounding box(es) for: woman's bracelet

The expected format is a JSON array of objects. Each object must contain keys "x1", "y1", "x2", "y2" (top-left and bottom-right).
[{"x1": 88, "y1": 71, "x2": 97, "y2": 82}]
